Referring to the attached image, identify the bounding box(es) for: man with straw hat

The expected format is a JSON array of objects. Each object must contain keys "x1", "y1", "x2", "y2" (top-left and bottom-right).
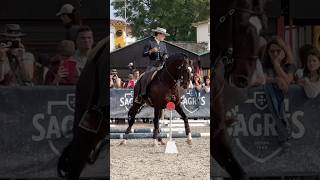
[
  {"x1": 143, "y1": 27, "x2": 169, "y2": 71},
  {"x1": 135, "y1": 27, "x2": 170, "y2": 102}
]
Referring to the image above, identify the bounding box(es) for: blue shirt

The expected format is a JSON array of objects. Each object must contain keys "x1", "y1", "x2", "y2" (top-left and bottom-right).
[{"x1": 143, "y1": 37, "x2": 168, "y2": 62}]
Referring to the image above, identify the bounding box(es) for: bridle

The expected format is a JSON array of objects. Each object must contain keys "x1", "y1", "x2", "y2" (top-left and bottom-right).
[
  {"x1": 162, "y1": 57, "x2": 191, "y2": 88},
  {"x1": 213, "y1": 6, "x2": 261, "y2": 81},
  {"x1": 212, "y1": 5, "x2": 263, "y2": 104}
]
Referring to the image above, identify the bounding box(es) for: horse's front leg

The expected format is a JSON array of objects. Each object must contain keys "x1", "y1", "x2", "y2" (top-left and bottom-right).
[
  {"x1": 175, "y1": 104, "x2": 192, "y2": 145},
  {"x1": 152, "y1": 108, "x2": 162, "y2": 147},
  {"x1": 120, "y1": 102, "x2": 143, "y2": 145},
  {"x1": 157, "y1": 109, "x2": 166, "y2": 145}
]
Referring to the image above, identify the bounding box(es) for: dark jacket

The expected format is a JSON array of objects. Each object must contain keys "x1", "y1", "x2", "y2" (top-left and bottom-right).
[{"x1": 143, "y1": 38, "x2": 168, "y2": 65}]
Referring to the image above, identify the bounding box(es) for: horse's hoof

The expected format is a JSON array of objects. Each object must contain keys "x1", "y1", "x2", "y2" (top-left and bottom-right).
[
  {"x1": 159, "y1": 140, "x2": 166, "y2": 145},
  {"x1": 119, "y1": 140, "x2": 127, "y2": 145},
  {"x1": 186, "y1": 139, "x2": 192, "y2": 145}
]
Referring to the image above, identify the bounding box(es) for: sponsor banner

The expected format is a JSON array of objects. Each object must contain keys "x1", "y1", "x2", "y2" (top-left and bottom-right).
[
  {"x1": 110, "y1": 88, "x2": 210, "y2": 118},
  {"x1": 213, "y1": 85, "x2": 320, "y2": 177},
  {"x1": 0, "y1": 86, "x2": 107, "y2": 178}
]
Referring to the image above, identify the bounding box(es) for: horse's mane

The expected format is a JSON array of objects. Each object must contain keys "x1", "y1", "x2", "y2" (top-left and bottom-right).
[
  {"x1": 87, "y1": 36, "x2": 109, "y2": 63},
  {"x1": 166, "y1": 53, "x2": 188, "y2": 65}
]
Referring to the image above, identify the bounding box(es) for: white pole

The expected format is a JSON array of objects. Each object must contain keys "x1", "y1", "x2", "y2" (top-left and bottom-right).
[{"x1": 170, "y1": 110, "x2": 172, "y2": 141}]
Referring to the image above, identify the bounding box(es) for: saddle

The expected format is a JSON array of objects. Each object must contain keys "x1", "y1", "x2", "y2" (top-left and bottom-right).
[{"x1": 134, "y1": 68, "x2": 160, "y2": 103}]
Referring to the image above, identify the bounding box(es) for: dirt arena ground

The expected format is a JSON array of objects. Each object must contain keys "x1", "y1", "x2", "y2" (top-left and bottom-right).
[{"x1": 110, "y1": 123, "x2": 210, "y2": 180}]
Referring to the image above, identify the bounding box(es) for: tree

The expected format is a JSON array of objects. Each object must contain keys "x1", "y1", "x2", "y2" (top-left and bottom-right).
[{"x1": 111, "y1": 0, "x2": 210, "y2": 41}]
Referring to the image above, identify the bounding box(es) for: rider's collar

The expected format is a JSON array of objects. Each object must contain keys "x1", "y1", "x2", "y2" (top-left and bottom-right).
[{"x1": 154, "y1": 37, "x2": 160, "y2": 44}]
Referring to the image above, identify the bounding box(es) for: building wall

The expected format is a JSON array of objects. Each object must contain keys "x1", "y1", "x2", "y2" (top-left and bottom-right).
[
  {"x1": 110, "y1": 25, "x2": 115, "y2": 52},
  {"x1": 196, "y1": 23, "x2": 210, "y2": 43}
]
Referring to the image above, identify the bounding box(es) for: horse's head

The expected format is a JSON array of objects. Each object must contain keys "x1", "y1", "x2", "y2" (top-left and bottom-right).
[
  {"x1": 213, "y1": 0, "x2": 268, "y2": 88},
  {"x1": 165, "y1": 53, "x2": 193, "y2": 89}
]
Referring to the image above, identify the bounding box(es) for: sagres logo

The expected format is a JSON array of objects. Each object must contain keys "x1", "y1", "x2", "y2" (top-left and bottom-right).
[
  {"x1": 227, "y1": 91, "x2": 305, "y2": 163},
  {"x1": 32, "y1": 94, "x2": 75, "y2": 156},
  {"x1": 119, "y1": 90, "x2": 134, "y2": 111},
  {"x1": 181, "y1": 90, "x2": 206, "y2": 113}
]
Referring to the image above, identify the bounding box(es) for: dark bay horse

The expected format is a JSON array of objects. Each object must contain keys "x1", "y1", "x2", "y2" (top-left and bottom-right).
[
  {"x1": 57, "y1": 37, "x2": 108, "y2": 180},
  {"x1": 212, "y1": 0, "x2": 269, "y2": 179},
  {"x1": 120, "y1": 53, "x2": 193, "y2": 146}
]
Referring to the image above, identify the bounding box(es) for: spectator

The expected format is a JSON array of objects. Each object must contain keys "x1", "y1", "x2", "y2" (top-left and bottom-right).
[
  {"x1": 74, "y1": 26, "x2": 94, "y2": 73},
  {"x1": 297, "y1": 47, "x2": 320, "y2": 98},
  {"x1": 193, "y1": 73, "x2": 202, "y2": 92},
  {"x1": 192, "y1": 73, "x2": 202, "y2": 106},
  {"x1": 128, "y1": 62, "x2": 134, "y2": 72},
  {"x1": 295, "y1": 44, "x2": 315, "y2": 81},
  {"x1": 114, "y1": 78, "x2": 124, "y2": 88},
  {"x1": 45, "y1": 40, "x2": 79, "y2": 85},
  {"x1": 110, "y1": 69, "x2": 124, "y2": 88},
  {"x1": 32, "y1": 54, "x2": 50, "y2": 85},
  {"x1": 298, "y1": 44, "x2": 314, "y2": 68},
  {"x1": 203, "y1": 75, "x2": 210, "y2": 93},
  {"x1": 262, "y1": 36, "x2": 296, "y2": 148},
  {"x1": 0, "y1": 24, "x2": 35, "y2": 86},
  {"x1": 56, "y1": 4, "x2": 81, "y2": 41},
  {"x1": 132, "y1": 69, "x2": 140, "y2": 82},
  {"x1": 127, "y1": 74, "x2": 135, "y2": 89}
]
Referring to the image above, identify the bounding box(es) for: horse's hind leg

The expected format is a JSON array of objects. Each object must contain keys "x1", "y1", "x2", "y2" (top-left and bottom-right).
[
  {"x1": 120, "y1": 102, "x2": 143, "y2": 145},
  {"x1": 175, "y1": 104, "x2": 192, "y2": 145}
]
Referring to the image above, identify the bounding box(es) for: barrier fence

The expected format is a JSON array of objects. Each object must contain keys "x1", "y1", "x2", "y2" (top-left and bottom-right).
[
  {"x1": 0, "y1": 86, "x2": 107, "y2": 178},
  {"x1": 0, "y1": 85, "x2": 319, "y2": 178},
  {"x1": 110, "y1": 88, "x2": 210, "y2": 119},
  {"x1": 213, "y1": 85, "x2": 320, "y2": 177}
]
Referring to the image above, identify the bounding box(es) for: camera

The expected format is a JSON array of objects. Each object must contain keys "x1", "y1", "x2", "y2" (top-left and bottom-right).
[
  {"x1": 112, "y1": 74, "x2": 118, "y2": 80},
  {"x1": 0, "y1": 40, "x2": 20, "y2": 49},
  {"x1": 11, "y1": 40, "x2": 20, "y2": 48}
]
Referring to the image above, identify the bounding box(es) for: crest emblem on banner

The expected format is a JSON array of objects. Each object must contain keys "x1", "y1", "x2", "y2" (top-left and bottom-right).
[
  {"x1": 66, "y1": 94, "x2": 76, "y2": 112},
  {"x1": 253, "y1": 92, "x2": 268, "y2": 110},
  {"x1": 181, "y1": 90, "x2": 205, "y2": 114}
]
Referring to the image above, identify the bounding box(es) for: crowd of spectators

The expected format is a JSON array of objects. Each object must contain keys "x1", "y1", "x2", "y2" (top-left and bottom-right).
[
  {"x1": 0, "y1": 4, "x2": 95, "y2": 86},
  {"x1": 248, "y1": 36, "x2": 320, "y2": 99},
  {"x1": 110, "y1": 62, "x2": 211, "y2": 94}
]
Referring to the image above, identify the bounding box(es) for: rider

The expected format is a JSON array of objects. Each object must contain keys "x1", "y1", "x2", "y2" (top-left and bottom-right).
[
  {"x1": 143, "y1": 27, "x2": 169, "y2": 71},
  {"x1": 136, "y1": 27, "x2": 169, "y2": 102}
]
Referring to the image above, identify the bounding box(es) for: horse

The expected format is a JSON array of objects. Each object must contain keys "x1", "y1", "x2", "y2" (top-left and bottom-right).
[
  {"x1": 120, "y1": 53, "x2": 193, "y2": 146},
  {"x1": 57, "y1": 37, "x2": 108, "y2": 180},
  {"x1": 212, "y1": 0, "x2": 269, "y2": 179}
]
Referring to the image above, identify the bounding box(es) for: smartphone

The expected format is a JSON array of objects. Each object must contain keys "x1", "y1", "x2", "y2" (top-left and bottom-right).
[{"x1": 62, "y1": 60, "x2": 77, "y2": 82}]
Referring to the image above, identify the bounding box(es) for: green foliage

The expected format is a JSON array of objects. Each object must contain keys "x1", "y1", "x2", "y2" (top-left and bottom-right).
[{"x1": 111, "y1": 0, "x2": 210, "y2": 41}]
